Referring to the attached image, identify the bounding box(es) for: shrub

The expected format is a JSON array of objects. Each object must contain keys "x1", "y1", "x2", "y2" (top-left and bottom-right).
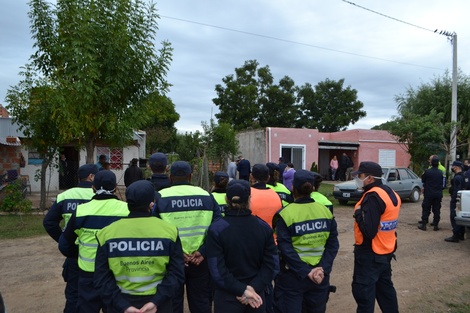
[{"x1": 0, "y1": 180, "x2": 32, "y2": 213}]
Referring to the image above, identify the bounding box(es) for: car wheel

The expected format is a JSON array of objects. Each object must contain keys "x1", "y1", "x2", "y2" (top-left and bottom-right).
[
  {"x1": 339, "y1": 200, "x2": 348, "y2": 205},
  {"x1": 409, "y1": 187, "x2": 421, "y2": 202}
]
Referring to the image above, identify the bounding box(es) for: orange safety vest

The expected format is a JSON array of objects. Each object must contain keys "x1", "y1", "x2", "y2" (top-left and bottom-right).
[
  {"x1": 250, "y1": 187, "x2": 282, "y2": 228},
  {"x1": 354, "y1": 186, "x2": 400, "y2": 255}
]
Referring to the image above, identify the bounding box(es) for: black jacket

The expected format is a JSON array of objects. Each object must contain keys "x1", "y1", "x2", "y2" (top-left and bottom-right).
[
  {"x1": 206, "y1": 209, "x2": 279, "y2": 296},
  {"x1": 421, "y1": 166, "x2": 444, "y2": 198},
  {"x1": 124, "y1": 165, "x2": 144, "y2": 187}
]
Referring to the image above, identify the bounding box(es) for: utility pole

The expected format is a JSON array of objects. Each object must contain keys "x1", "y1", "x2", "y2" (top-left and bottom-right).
[
  {"x1": 435, "y1": 29, "x2": 458, "y2": 166},
  {"x1": 450, "y1": 33, "x2": 458, "y2": 164}
]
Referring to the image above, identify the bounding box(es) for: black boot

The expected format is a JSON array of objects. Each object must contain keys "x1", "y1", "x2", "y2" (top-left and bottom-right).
[
  {"x1": 458, "y1": 234, "x2": 465, "y2": 241},
  {"x1": 418, "y1": 222, "x2": 426, "y2": 231},
  {"x1": 433, "y1": 224, "x2": 439, "y2": 231},
  {"x1": 445, "y1": 236, "x2": 459, "y2": 243}
]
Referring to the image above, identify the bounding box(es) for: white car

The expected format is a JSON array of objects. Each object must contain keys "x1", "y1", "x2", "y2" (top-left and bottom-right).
[{"x1": 455, "y1": 190, "x2": 470, "y2": 227}]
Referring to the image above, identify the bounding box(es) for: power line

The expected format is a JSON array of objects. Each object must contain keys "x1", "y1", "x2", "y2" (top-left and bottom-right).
[
  {"x1": 160, "y1": 15, "x2": 444, "y2": 71},
  {"x1": 340, "y1": 0, "x2": 437, "y2": 33}
]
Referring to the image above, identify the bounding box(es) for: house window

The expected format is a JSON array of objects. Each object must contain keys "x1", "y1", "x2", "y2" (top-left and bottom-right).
[
  {"x1": 378, "y1": 149, "x2": 396, "y2": 167},
  {"x1": 96, "y1": 147, "x2": 123, "y2": 170},
  {"x1": 280, "y1": 145, "x2": 305, "y2": 170},
  {"x1": 27, "y1": 148, "x2": 43, "y2": 165}
]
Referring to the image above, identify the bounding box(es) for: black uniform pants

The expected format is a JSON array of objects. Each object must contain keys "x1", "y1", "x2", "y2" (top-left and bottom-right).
[
  {"x1": 62, "y1": 257, "x2": 79, "y2": 313},
  {"x1": 351, "y1": 253, "x2": 398, "y2": 313},
  {"x1": 77, "y1": 271, "x2": 107, "y2": 313},
  {"x1": 173, "y1": 260, "x2": 212, "y2": 313},
  {"x1": 421, "y1": 196, "x2": 442, "y2": 224},
  {"x1": 274, "y1": 270, "x2": 330, "y2": 313}
]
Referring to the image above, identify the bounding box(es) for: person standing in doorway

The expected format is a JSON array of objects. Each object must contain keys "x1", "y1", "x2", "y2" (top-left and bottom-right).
[
  {"x1": 96, "y1": 154, "x2": 107, "y2": 170},
  {"x1": 329, "y1": 156, "x2": 338, "y2": 181},
  {"x1": 338, "y1": 153, "x2": 349, "y2": 181}
]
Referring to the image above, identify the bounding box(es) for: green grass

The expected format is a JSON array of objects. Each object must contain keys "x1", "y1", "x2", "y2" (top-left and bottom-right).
[
  {"x1": 318, "y1": 182, "x2": 342, "y2": 205},
  {"x1": 0, "y1": 214, "x2": 48, "y2": 239}
]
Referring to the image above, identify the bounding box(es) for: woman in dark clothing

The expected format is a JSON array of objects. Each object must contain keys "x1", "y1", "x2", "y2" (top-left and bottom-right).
[{"x1": 206, "y1": 180, "x2": 279, "y2": 313}]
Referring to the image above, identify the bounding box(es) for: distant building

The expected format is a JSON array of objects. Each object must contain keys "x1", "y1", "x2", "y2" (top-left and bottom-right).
[{"x1": 237, "y1": 127, "x2": 410, "y2": 179}]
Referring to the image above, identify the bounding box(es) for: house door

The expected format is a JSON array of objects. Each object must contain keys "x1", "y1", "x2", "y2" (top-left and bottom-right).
[{"x1": 59, "y1": 146, "x2": 80, "y2": 189}]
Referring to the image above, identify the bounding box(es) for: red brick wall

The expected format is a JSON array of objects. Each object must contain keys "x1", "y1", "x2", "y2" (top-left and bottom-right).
[{"x1": 0, "y1": 146, "x2": 21, "y2": 174}]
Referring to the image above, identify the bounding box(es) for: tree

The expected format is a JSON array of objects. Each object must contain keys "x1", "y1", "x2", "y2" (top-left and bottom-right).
[
  {"x1": 27, "y1": 0, "x2": 173, "y2": 163},
  {"x1": 6, "y1": 66, "x2": 62, "y2": 210},
  {"x1": 201, "y1": 119, "x2": 239, "y2": 170},
  {"x1": 141, "y1": 93, "x2": 180, "y2": 154},
  {"x1": 296, "y1": 79, "x2": 366, "y2": 132},
  {"x1": 386, "y1": 110, "x2": 448, "y2": 174},
  {"x1": 213, "y1": 60, "x2": 366, "y2": 132},
  {"x1": 392, "y1": 71, "x2": 470, "y2": 166},
  {"x1": 213, "y1": 60, "x2": 299, "y2": 131}
]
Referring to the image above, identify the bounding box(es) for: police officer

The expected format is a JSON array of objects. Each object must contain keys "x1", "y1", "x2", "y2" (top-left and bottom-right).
[
  {"x1": 418, "y1": 157, "x2": 444, "y2": 231},
  {"x1": 94, "y1": 180, "x2": 185, "y2": 313},
  {"x1": 273, "y1": 170, "x2": 339, "y2": 313},
  {"x1": 153, "y1": 161, "x2": 221, "y2": 313},
  {"x1": 463, "y1": 158, "x2": 470, "y2": 190},
  {"x1": 206, "y1": 180, "x2": 279, "y2": 313},
  {"x1": 266, "y1": 162, "x2": 293, "y2": 207},
  {"x1": 250, "y1": 164, "x2": 283, "y2": 229},
  {"x1": 250, "y1": 164, "x2": 283, "y2": 313},
  {"x1": 351, "y1": 162, "x2": 400, "y2": 313},
  {"x1": 43, "y1": 164, "x2": 98, "y2": 313},
  {"x1": 59, "y1": 170, "x2": 129, "y2": 313},
  {"x1": 445, "y1": 161, "x2": 466, "y2": 242},
  {"x1": 212, "y1": 171, "x2": 229, "y2": 214},
  {"x1": 148, "y1": 152, "x2": 171, "y2": 191},
  {"x1": 309, "y1": 172, "x2": 333, "y2": 213}
]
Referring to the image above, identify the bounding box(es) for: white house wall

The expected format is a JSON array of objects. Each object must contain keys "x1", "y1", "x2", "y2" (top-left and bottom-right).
[{"x1": 22, "y1": 145, "x2": 142, "y2": 192}]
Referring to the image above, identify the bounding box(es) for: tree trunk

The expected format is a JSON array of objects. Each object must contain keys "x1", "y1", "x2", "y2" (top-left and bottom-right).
[
  {"x1": 39, "y1": 157, "x2": 51, "y2": 211},
  {"x1": 85, "y1": 137, "x2": 96, "y2": 164}
]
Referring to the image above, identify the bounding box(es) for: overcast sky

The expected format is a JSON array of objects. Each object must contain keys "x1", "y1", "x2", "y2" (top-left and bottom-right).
[{"x1": 1, "y1": 0, "x2": 469, "y2": 133}]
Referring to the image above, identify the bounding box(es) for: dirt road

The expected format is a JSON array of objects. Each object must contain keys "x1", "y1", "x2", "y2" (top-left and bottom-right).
[{"x1": 1, "y1": 195, "x2": 469, "y2": 312}]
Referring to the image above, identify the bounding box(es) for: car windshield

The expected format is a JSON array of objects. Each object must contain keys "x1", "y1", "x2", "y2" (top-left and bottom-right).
[{"x1": 382, "y1": 168, "x2": 389, "y2": 177}]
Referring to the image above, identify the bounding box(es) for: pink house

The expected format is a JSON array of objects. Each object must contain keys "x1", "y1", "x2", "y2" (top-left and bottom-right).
[{"x1": 237, "y1": 127, "x2": 411, "y2": 179}]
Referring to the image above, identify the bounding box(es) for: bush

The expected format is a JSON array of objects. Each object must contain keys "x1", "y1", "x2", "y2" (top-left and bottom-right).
[
  {"x1": 310, "y1": 162, "x2": 319, "y2": 173},
  {"x1": 0, "y1": 180, "x2": 32, "y2": 213}
]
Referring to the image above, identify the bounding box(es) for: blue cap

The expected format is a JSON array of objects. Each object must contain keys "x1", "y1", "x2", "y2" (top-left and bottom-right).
[
  {"x1": 78, "y1": 164, "x2": 98, "y2": 179},
  {"x1": 226, "y1": 179, "x2": 251, "y2": 203},
  {"x1": 452, "y1": 161, "x2": 463, "y2": 169},
  {"x1": 149, "y1": 152, "x2": 167, "y2": 167},
  {"x1": 171, "y1": 161, "x2": 192, "y2": 176},
  {"x1": 266, "y1": 162, "x2": 279, "y2": 175},
  {"x1": 93, "y1": 170, "x2": 116, "y2": 191},
  {"x1": 293, "y1": 170, "x2": 316, "y2": 190},
  {"x1": 126, "y1": 180, "x2": 156, "y2": 209},
  {"x1": 214, "y1": 171, "x2": 229, "y2": 184},
  {"x1": 351, "y1": 161, "x2": 383, "y2": 177},
  {"x1": 252, "y1": 164, "x2": 269, "y2": 181}
]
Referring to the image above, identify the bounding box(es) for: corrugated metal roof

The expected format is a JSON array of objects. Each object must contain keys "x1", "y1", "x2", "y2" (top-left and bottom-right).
[{"x1": 0, "y1": 118, "x2": 24, "y2": 137}]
